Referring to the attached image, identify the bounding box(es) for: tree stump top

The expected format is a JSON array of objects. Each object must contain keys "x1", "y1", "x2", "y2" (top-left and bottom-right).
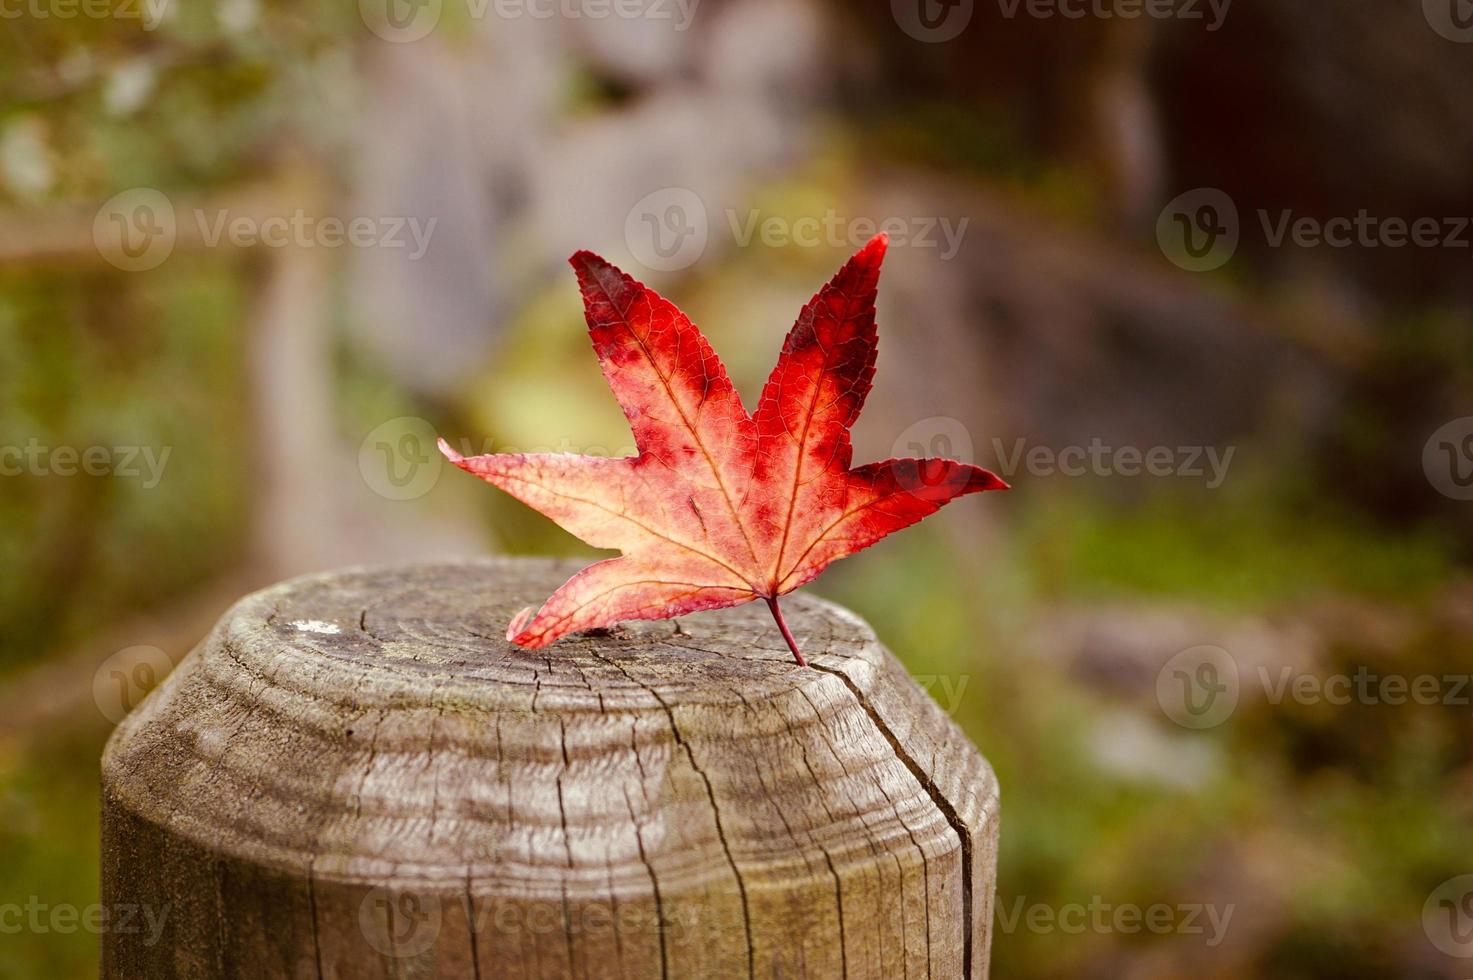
[{"x1": 103, "y1": 558, "x2": 999, "y2": 978}]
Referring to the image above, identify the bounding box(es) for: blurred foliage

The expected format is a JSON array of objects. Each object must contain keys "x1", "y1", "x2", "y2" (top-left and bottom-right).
[
  {"x1": 823, "y1": 520, "x2": 1473, "y2": 980},
  {"x1": 1, "y1": 0, "x2": 359, "y2": 204},
  {"x1": 862, "y1": 99, "x2": 1104, "y2": 223},
  {"x1": 0, "y1": 722, "x2": 108, "y2": 979},
  {"x1": 1014, "y1": 480, "x2": 1456, "y2": 609},
  {"x1": 0, "y1": 260, "x2": 252, "y2": 674},
  {"x1": 1312, "y1": 310, "x2": 1473, "y2": 556},
  {"x1": 3, "y1": 3, "x2": 1473, "y2": 978}
]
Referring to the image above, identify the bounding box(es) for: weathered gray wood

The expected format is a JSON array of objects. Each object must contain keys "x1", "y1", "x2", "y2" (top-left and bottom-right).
[{"x1": 101, "y1": 558, "x2": 999, "y2": 979}]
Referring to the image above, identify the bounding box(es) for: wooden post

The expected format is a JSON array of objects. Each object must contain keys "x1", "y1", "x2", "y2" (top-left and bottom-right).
[{"x1": 101, "y1": 558, "x2": 999, "y2": 979}]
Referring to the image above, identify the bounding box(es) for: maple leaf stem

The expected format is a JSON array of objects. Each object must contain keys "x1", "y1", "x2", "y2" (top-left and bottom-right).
[{"x1": 764, "y1": 595, "x2": 807, "y2": 668}]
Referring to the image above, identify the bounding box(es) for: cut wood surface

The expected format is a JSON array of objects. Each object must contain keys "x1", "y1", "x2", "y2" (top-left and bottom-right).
[{"x1": 101, "y1": 558, "x2": 999, "y2": 979}]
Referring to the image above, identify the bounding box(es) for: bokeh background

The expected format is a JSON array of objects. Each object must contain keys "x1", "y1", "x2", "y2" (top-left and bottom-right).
[{"x1": 4, "y1": 0, "x2": 1473, "y2": 976}]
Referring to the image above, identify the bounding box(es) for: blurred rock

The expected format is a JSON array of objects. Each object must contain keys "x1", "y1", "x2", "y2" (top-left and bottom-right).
[
  {"x1": 1036, "y1": 599, "x2": 1322, "y2": 706},
  {"x1": 1087, "y1": 708, "x2": 1221, "y2": 789},
  {"x1": 347, "y1": 0, "x2": 832, "y2": 397},
  {"x1": 857, "y1": 176, "x2": 1333, "y2": 481}
]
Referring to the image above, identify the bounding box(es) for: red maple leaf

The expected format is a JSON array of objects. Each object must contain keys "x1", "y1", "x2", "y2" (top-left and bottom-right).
[{"x1": 440, "y1": 234, "x2": 1007, "y2": 666}]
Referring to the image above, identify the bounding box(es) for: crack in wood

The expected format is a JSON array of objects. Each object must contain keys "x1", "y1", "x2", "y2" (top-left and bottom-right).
[
  {"x1": 811, "y1": 663, "x2": 973, "y2": 980},
  {"x1": 465, "y1": 870, "x2": 484, "y2": 980},
  {"x1": 99, "y1": 561, "x2": 995, "y2": 980}
]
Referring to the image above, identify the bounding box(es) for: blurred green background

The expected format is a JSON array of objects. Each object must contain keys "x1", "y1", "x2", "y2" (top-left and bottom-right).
[{"x1": 3, "y1": 0, "x2": 1473, "y2": 977}]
